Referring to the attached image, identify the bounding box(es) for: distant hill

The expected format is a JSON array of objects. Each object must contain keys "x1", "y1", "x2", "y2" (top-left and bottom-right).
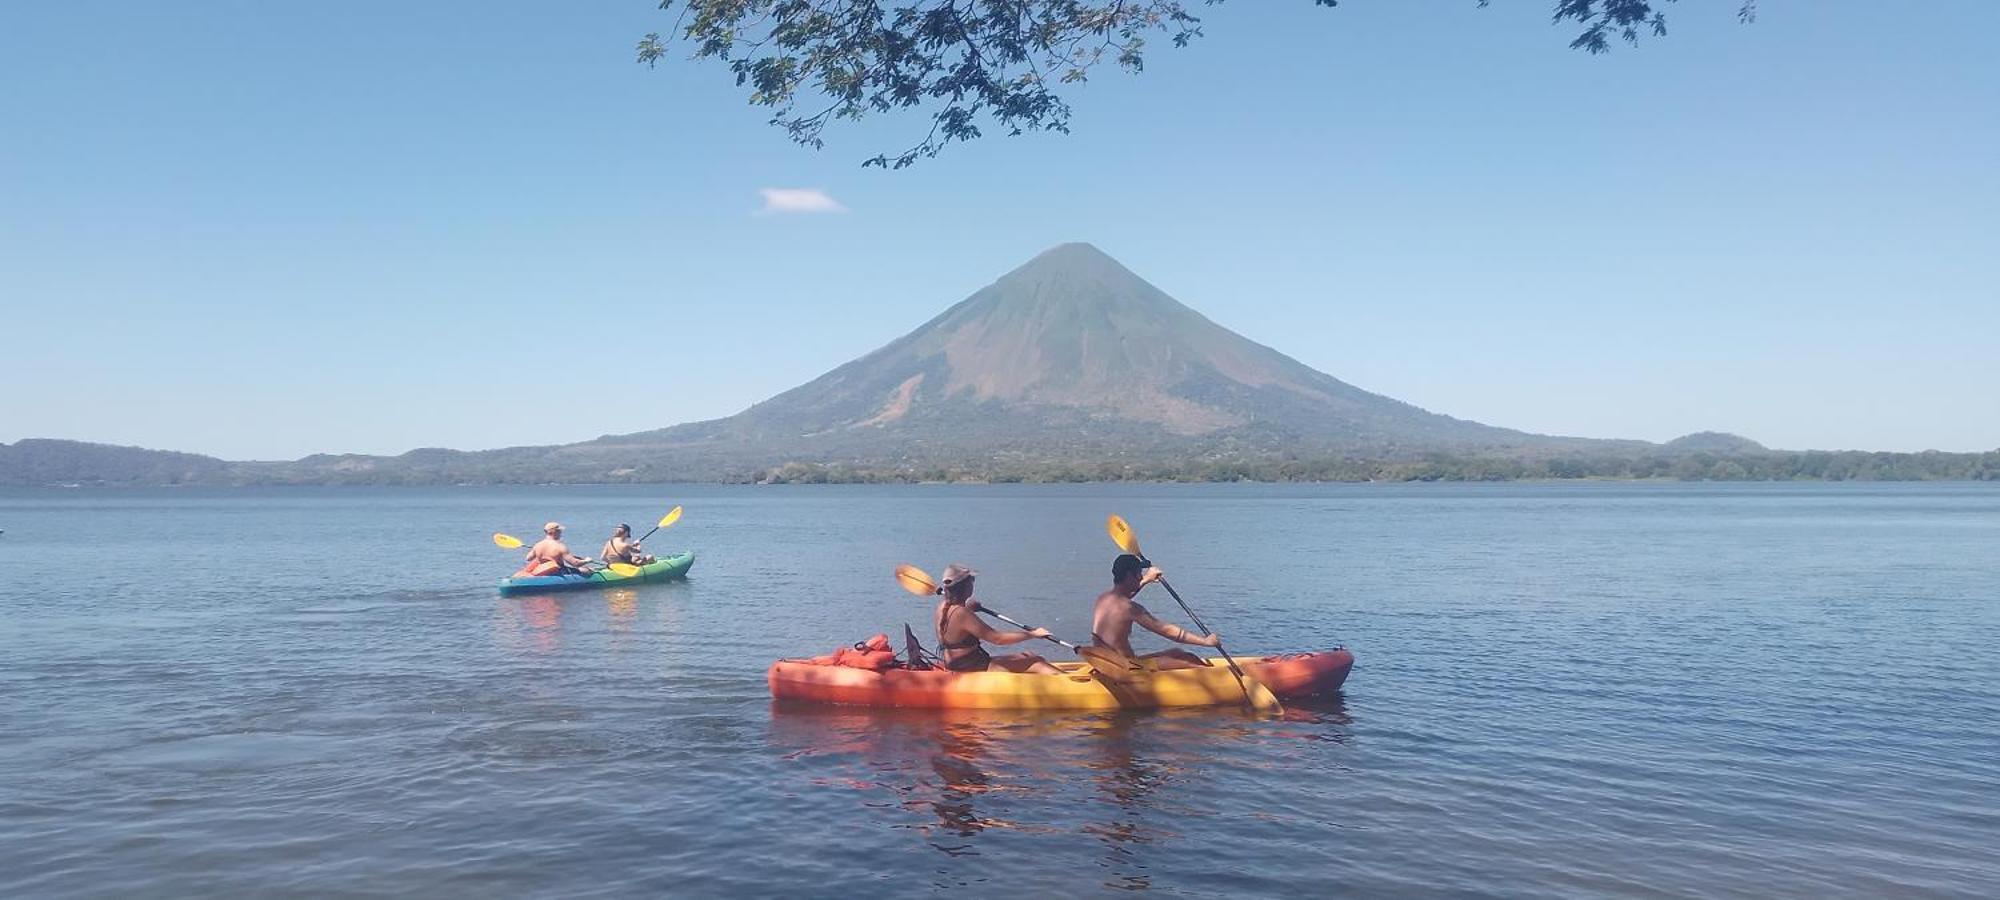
[
  {"x1": 0, "y1": 438, "x2": 230, "y2": 486},
  {"x1": 6, "y1": 244, "x2": 1997, "y2": 485},
  {"x1": 1664, "y1": 432, "x2": 1769, "y2": 454}
]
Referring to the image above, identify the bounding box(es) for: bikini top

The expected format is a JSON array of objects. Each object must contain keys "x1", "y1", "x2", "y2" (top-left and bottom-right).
[{"x1": 935, "y1": 603, "x2": 982, "y2": 651}]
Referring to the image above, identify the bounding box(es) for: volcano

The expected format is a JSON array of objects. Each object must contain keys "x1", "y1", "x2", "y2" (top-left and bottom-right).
[
  {"x1": 588, "y1": 242, "x2": 1562, "y2": 468},
  {"x1": 5, "y1": 243, "x2": 1641, "y2": 485}
]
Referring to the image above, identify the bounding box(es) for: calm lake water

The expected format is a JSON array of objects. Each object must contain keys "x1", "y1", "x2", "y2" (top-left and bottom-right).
[{"x1": 2, "y1": 482, "x2": 1996, "y2": 897}]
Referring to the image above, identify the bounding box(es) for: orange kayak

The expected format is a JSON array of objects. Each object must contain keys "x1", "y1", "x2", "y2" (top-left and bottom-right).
[{"x1": 767, "y1": 649, "x2": 1353, "y2": 711}]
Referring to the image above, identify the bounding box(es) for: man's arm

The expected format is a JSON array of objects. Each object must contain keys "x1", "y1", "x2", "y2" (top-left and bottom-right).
[{"x1": 1132, "y1": 603, "x2": 1220, "y2": 648}]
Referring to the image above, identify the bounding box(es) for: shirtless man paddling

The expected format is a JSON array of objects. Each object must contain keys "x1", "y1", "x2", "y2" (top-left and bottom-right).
[
  {"x1": 525, "y1": 522, "x2": 594, "y2": 575},
  {"x1": 1090, "y1": 553, "x2": 1221, "y2": 670}
]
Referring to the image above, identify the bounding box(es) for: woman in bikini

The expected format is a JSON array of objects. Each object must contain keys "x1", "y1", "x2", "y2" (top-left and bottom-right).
[{"x1": 933, "y1": 564, "x2": 1061, "y2": 674}]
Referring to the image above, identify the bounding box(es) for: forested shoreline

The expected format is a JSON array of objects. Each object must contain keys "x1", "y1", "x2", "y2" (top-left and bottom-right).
[
  {"x1": 749, "y1": 450, "x2": 2000, "y2": 484},
  {"x1": 7, "y1": 436, "x2": 1996, "y2": 487}
]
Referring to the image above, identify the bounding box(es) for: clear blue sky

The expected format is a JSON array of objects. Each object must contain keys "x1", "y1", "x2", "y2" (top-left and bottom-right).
[{"x1": 4, "y1": 1, "x2": 1995, "y2": 459}]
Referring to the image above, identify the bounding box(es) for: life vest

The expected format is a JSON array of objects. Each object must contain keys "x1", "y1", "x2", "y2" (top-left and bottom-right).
[
  {"x1": 511, "y1": 559, "x2": 563, "y2": 578},
  {"x1": 808, "y1": 634, "x2": 897, "y2": 671}
]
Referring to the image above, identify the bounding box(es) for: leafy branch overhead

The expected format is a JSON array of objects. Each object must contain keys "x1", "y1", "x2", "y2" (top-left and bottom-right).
[{"x1": 638, "y1": 1, "x2": 1756, "y2": 167}]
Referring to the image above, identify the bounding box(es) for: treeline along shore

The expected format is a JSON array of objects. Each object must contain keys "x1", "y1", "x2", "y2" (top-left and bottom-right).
[
  {"x1": 753, "y1": 449, "x2": 2000, "y2": 485},
  {"x1": 4, "y1": 438, "x2": 1996, "y2": 487}
]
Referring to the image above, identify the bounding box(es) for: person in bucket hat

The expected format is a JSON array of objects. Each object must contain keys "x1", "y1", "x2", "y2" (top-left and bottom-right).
[{"x1": 933, "y1": 563, "x2": 1060, "y2": 674}]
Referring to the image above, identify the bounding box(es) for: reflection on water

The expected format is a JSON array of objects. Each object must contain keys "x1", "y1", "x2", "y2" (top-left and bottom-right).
[
  {"x1": 1081, "y1": 713, "x2": 1170, "y2": 891},
  {"x1": 1278, "y1": 694, "x2": 1355, "y2": 731},
  {"x1": 495, "y1": 594, "x2": 566, "y2": 655},
  {"x1": 492, "y1": 588, "x2": 670, "y2": 657},
  {"x1": 925, "y1": 721, "x2": 1000, "y2": 847},
  {"x1": 606, "y1": 589, "x2": 639, "y2": 627},
  {"x1": 767, "y1": 698, "x2": 1355, "y2": 890}
]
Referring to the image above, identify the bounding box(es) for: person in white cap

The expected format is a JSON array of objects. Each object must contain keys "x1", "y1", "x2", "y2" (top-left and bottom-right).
[
  {"x1": 933, "y1": 564, "x2": 1060, "y2": 674},
  {"x1": 524, "y1": 522, "x2": 594, "y2": 576}
]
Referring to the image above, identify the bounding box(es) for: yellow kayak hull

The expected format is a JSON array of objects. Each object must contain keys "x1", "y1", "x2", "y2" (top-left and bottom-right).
[{"x1": 767, "y1": 650, "x2": 1353, "y2": 711}]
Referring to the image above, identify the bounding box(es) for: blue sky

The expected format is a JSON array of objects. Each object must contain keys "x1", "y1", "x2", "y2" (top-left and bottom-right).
[{"x1": 3, "y1": 1, "x2": 1995, "y2": 458}]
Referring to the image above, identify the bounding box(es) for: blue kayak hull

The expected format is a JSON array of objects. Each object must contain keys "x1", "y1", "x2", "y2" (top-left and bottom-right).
[{"x1": 497, "y1": 551, "x2": 695, "y2": 595}]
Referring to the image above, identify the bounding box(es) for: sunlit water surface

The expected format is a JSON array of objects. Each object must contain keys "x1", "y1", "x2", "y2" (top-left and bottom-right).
[{"x1": 2, "y1": 483, "x2": 1996, "y2": 896}]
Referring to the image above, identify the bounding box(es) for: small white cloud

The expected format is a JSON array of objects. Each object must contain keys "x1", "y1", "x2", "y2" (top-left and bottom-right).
[{"x1": 757, "y1": 187, "x2": 847, "y2": 215}]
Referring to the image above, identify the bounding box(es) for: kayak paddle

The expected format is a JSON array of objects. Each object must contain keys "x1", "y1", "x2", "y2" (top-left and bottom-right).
[
  {"x1": 491, "y1": 533, "x2": 642, "y2": 577},
  {"x1": 493, "y1": 506, "x2": 679, "y2": 553},
  {"x1": 1105, "y1": 514, "x2": 1284, "y2": 715},
  {"x1": 633, "y1": 506, "x2": 683, "y2": 544},
  {"x1": 895, "y1": 564, "x2": 1078, "y2": 650}
]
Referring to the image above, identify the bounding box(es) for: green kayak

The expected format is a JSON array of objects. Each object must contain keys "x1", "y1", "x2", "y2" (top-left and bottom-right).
[{"x1": 497, "y1": 551, "x2": 695, "y2": 595}]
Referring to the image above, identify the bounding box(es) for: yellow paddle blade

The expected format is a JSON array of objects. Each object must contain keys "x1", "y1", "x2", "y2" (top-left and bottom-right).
[
  {"x1": 657, "y1": 506, "x2": 683, "y2": 529},
  {"x1": 894, "y1": 564, "x2": 941, "y2": 597},
  {"x1": 493, "y1": 533, "x2": 525, "y2": 549},
  {"x1": 1241, "y1": 677, "x2": 1287, "y2": 715},
  {"x1": 1106, "y1": 514, "x2": 1142, "y2": 557},
  {"x1": 605, "y1": 562, "x2": 643, "y2": 577}
]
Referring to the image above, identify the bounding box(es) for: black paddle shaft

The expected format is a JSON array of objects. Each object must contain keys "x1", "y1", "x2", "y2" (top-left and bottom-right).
[
  {"x1": 982, "y1": 608, "x2": 1078, "y2": 650},
  {"x1": 929, "y1": 583, "x2": 1078, "y2": 650},
  {"x1": 1144, "y1": 570, "x2": 1266, "y2": 713},
  {"x1": 971, "y1": 603, "x2": 1079, "y2": 650},
  {"x1": 1148, "y1": 570, "x2": 1250, "y2": 679}
]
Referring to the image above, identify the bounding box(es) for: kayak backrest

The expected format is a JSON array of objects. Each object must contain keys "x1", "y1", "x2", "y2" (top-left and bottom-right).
[{"x1": 903, "y1": 624, "x2": 938, "y2": 670}]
